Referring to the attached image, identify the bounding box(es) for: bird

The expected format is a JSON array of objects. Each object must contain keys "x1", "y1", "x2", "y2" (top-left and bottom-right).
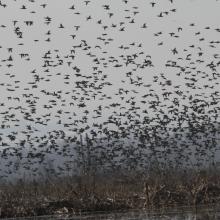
[{"x1": 0, "y1": 0, "x2": 218, "y2": 183}]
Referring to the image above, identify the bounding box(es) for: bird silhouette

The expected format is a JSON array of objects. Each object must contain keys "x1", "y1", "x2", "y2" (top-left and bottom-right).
[{"x1": 0, "y1": 0, "x2": 218, "y2": 180}]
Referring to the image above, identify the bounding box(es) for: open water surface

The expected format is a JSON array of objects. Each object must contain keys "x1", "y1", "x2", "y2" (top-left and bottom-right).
[{"x1": 3, "y1": 206, "x2": 220, "y2": 220}]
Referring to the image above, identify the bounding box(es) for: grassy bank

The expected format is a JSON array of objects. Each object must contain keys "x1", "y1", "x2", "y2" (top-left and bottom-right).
[{"x1": 0, "y1": 167, "x2": 220, "y2": 218}]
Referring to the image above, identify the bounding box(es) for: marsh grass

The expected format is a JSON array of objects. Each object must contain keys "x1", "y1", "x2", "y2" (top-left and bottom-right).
[{"x1": 0, "y1": 167, "x2": 220, "y2": 218}]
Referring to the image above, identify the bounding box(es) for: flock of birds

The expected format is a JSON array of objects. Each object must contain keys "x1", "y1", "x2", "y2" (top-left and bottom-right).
[{"x1": 0, "y1": 0, "x2": 219, "y2": 180}]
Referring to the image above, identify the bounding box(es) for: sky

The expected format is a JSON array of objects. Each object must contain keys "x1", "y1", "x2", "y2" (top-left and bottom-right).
[{"x1": 0, "y1": 0, "x2": 220, "y2": 178}]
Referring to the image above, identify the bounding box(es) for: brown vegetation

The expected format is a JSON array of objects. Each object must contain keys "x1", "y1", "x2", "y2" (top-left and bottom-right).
[{"x1": 0, "y1": 167, "x2": 220, "y2": 218}]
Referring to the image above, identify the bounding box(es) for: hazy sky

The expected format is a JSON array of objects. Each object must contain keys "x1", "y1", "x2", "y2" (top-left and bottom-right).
[
  {"x1": 0, "y1": 0, "x2": 220, "y2": 179},
  {"x1": 0, "y1": 0, "x2": 219, "y2": 136}
]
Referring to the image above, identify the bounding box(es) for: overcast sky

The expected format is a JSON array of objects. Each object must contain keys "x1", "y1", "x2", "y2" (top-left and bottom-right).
[
  {"x1": 0, "y1": 0, "x2": 220, "y2": 179},
  {"x1": 0, "y1": 0, "x2": 219, "y2": 136}
]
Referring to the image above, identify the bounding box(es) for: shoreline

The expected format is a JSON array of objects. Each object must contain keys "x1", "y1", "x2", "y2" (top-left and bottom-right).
[{"x1": 0, "y1": 168, "x2": 220, "y2": 218}]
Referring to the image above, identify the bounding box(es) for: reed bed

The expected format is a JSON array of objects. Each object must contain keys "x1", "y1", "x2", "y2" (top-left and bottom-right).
[{"x1": 0, "y1": 167, "x2": 220, "y2": 218}]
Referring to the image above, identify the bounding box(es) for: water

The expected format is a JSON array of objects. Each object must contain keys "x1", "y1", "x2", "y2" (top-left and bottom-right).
[{"x1": 3, "y1": 207, "x2": 220, "y2": 220}]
